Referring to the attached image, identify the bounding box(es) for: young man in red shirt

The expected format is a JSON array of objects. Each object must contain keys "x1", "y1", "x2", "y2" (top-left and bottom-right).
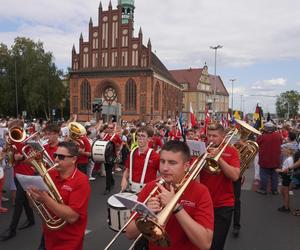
[
  {"x1": 126, "y1": 140, "x2": 214, "y2": 250},
  {"x1": 121, "y1": 127, "x2": 160, "y2": 193},
  {"x1": 43, "y1": 124, "x2": 61, "y2": 162},
  {"x1": 200, "y1": 123, "x2": 240, "y2": 250},
  {"x1": 168, "y1": 125, "x2": 182, "y2": 141},
  {"x1": 28, "y1": 141, "x2": 91, "y2": 250},
  {"x1": 0, "y1": 119, "x2": 35, "y2": 241}
]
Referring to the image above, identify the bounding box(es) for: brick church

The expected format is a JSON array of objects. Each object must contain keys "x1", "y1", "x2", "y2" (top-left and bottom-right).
[{"x1": 69, "y1": 0, "x2": 183, "y2": 122}]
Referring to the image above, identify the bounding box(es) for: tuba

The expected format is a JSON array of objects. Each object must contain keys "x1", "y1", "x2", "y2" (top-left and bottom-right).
[
  {"x1": 234, "y1": 119, "x2": 261, "y2": 177},
  {"x1": 22, "y1": 141, "x2": 66, "y2": 230},
  {"x1": 67, "y1": 122, "x2": 86, "y2": 148},
  {"x1": 3, "y1": 126, "x2": 28, "y2": 167}
]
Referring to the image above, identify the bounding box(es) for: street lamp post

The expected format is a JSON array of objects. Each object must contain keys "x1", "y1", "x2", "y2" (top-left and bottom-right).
[
  {"x1": 230, "y1": 79, "x2": 236, "y2": 117},
  {"x1": 15, "y1": 60, "x2": 19, "y2": 117},
  {"x1": 210, "y1": 45, "x2": 223, "y2": 119},
  {"x1": 286, "y1": 102, "x2": 290, "y2": 119}
]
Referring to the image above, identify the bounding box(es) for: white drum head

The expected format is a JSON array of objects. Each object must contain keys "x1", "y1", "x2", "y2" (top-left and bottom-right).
[{"x1": 107, "y1": 192, "x2": 137, "y2": 209}]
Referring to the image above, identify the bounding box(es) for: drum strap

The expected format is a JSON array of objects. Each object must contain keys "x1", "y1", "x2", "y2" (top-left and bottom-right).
[
  {"x1": 129, "y1": 147, "x2": 153, "y2": 189},
  {"x1": 103, "y1": 133, "x2": 116, "y2": 141}
]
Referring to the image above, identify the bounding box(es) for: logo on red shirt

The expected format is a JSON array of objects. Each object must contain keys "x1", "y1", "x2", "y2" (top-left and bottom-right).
[
  {"x1": 180, "y1": 200, "x2": 196, "y2": 208},
  {"x1": 62, "y1": 185, "x2": 73, "y2": 192}
]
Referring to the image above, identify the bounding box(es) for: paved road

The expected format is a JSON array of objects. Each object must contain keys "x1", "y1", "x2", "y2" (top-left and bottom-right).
[{"x1": 1, "y1": 167, "x2": 300, "y2": 250}]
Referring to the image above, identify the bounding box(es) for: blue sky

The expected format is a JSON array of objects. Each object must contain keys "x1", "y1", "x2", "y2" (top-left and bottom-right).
[{"x1": 1, "y1": 0, "x2": 299, "y2": 114}]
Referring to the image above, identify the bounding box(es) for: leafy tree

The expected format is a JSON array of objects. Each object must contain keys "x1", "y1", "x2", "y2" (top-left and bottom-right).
[
  {"x1": 0, "y1": 37, "x2": 68, "y2": 119},
  {"x1": 276, "y1": 90, "x2": 300, "y2": 118}
]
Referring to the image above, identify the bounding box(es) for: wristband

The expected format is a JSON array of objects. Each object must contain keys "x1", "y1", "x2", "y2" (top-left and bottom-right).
[{"x1": 173, "y1": 204, "x2": 183, "y2": 214}]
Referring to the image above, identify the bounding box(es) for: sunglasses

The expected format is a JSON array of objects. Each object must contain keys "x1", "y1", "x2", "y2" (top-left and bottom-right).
[{"x1": 53, "y1": 153, "x2": 73, "y2": 160}]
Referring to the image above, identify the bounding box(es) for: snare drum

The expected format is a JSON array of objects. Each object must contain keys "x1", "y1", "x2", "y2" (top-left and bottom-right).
[
  {"x1": 107, "y1": 192, "x2": 137, "y2": 231},
  {"x1": 91, "y1": 140, "x2": 115, "y2": 163}
]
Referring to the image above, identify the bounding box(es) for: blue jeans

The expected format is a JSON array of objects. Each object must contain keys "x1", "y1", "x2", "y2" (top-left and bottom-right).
[{"x1": 259, "y1": 167, "x2": 278, "y2": 192}]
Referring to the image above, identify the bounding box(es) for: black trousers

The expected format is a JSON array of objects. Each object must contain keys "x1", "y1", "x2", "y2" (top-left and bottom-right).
[
  {"x1": 105, "y1": 162, "x2": 115, "y2": 190},
  {"x1": 9, "y1": 178, "x2": 35, "y2": 232},
  {"x1": 77, "y1": 163, "x2": 88, "y2": 175},
  {"x1": 233, "y1": 177, "x2": 242, "y2": 230},
  {"x1": 211, "y1": 206, "x2": 233, "y2": 250}
]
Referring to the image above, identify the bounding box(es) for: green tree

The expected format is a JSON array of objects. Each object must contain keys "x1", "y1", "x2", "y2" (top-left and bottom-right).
[
  {"x1": 276, "y1": 90, "x2": 300, "y2": 118},
  {"x1": 0, "y1": 37, "x2": 67, "y2": 119}
]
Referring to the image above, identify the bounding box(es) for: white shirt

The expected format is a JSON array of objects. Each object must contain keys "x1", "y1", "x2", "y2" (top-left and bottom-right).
[{"x1": 282, "y1": 156, "x2": 294, "y2": 170}]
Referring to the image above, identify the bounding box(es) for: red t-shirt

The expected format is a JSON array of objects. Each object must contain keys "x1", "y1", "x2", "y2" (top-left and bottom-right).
[
  {"x1": 200, "y1": 145, "x2": 240, "y2": 208},
  {"x1": 168, "y1": 129, "x2": 182, "y2": 140},
  {"x1": 103, "y1": 133, "x2": 122, "y2": 145},
  {"x1": 43, "y1": 168, "x2": 91, "y2": 250},
  {"x1": 125, "y1": 148, "x2": 160, "y2": 183},
  {"x1": 44, "y1": 144, "x2": 57, "y2": 161},
  {"x1": 137, "y1": 180, "x2": 214, "y2": 250},
  {"x1": 14, "y1": 142, "x2": 35, "y2": 176},
  {"x1": 257, "y1": 132, "x2": 282, "y2": 168},
  {"x1": 76, "y1": 136, "x2": 91, "y2": 165},
  {"x1": 148, "y1": 135, "x2": 163, "y2": 151}
]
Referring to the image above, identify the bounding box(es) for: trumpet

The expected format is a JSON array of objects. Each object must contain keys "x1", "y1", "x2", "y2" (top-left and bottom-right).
[{"x1": 104, "y1": 179, "x2": 165, "y2": 250}]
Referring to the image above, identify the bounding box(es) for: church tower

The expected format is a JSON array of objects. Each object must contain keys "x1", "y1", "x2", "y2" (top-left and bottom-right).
[{"x1": 118, "y1": 0, "x2": 135, "y2": 24}]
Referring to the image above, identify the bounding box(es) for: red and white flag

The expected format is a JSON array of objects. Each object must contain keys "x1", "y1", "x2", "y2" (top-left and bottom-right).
[
  {"x1": 190, "y1": 102, "x2": 197, "y2": 128},
  {"x1": 205, "y1": 105, "x2": 211, "y2": 125},
  {"x1": 204, "y1": 105, "x2": 211, "y2": 135}
]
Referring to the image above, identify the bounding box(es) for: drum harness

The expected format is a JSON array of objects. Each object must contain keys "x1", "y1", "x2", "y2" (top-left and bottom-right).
[{"x1": 129, "y1": 147, "x2": 153, "y2": 193}]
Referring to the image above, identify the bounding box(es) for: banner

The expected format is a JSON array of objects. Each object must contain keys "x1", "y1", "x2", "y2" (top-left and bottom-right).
[{"x1": 186, "y1": 140, "x2": 206, "y2": 157}]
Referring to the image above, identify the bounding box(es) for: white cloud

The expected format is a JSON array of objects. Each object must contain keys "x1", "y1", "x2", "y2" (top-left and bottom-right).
[
  {"x1": 0, "y1": 0, "x2": 298, "y2": 115},
  {"x1": 1, "y1": 0, "x2": 300, "y2": 70},
  {"x1": 250, "y1": 78, "x2": 287, "y2": 93}
]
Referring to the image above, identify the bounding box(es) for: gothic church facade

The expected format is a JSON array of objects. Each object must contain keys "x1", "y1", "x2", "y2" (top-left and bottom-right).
[{"x1": 70, "y1": 0, "x2": 182, "y2": 122}]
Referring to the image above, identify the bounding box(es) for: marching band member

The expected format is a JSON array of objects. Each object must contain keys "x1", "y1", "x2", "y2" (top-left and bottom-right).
[
  {"x1": 148, "y1": 127, "x2": 163, "y2": 152},
  {"x1": 0, "y1": 119, "x2": 35, "y2": 241},
  {"x1": 68, "y1": 122, "x2": 91, "y2": 175},
  {"x1": 186, "y1": 128, "x2": 199, "y2": 141},
  {"x1": 200, "y1": 123, "x2": 240, "y2": 250},
  {"x1": 27, "y1": 141, "x2": 91, "y2": 250},
  {"x1": 37, "y1": 123, "x2": 61, "y2": 250},
  {"x1": 121, "y1": 127, "x2": 160, "y2": 193},
  {"x1": 168, "y1": 124, "x2": 181, "y2": 141},
  {"x1": 43, "y1": 124, "x2": 61, "y2": 161},
  {"x1": 102, "y1": 124, "x2": 122, "y2": 195},
  {"x1": 75, "y1": 134, "x2": 91, "y2": 176},
  {"x1": 126, "y1": 140, "x2": 214, "y2": 250}
]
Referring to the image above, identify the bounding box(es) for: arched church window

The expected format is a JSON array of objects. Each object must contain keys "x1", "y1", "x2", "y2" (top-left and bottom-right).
[
  {"x1": 80, "y1": 80, "x2": 91, "y2": 110},
  {"x1": 125, "y1": 78, "x2": 137, "y2": 110},
  {"x1": 154, "y1": 82, "x2": 160, "y2": 111}
]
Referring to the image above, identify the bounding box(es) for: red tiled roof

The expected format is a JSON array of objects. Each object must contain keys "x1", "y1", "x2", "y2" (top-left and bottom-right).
[
  {"x1": 169, "y1": 68, "x2": 203, "y2": 90},
  {"x1": 151, "y1": 52, "x2": 180, "y2": 87},
  {"x1": 209, "y1": 75, "x2": 229, "y2": 96},
  {"x1": 170, "y1": 68, "x2": 228, "y2": 96}
]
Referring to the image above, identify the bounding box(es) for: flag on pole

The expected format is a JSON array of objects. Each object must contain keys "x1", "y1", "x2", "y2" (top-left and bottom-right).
[
  {"x1": 254, "y1": 104, "x2": 264, "y2": 130},
  {"x1": 234, "y1": 110, "x2": 241, "y2": 120},
  {"x1": 204, "y1": 105, "x2": 211, "y2": 135},
  {"x1": 227, "y1": 112, "x2": 232, "y2": 126},
  {"x1": 190, "y1": 102, "x2": 197, "y2": 128},
  {"x1": 178, "y1": 112, "x2": 186, "y2": 141}
]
